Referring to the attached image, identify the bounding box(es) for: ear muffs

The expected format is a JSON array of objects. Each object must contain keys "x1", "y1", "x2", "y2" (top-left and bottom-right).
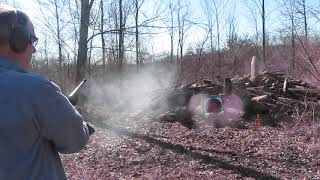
[
  {"x1": 9, "y1": 11, "x2": 30, "y2": 53},
  {"x1": 9, "y1": 27, "x2": 30, "y2": 53}
]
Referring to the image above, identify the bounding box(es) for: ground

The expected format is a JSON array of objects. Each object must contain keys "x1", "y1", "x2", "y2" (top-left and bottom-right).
[{"x1": 62, "y1": 110, "x2": 320, "y2": 180}]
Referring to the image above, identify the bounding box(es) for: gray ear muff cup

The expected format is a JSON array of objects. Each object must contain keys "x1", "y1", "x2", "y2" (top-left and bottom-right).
[
  {"x1": 9, "y1": 26, "x2": 30, "y2": 53},
  {"x1": 9, "y1": 10, "x2": 30, "y2": 53}
]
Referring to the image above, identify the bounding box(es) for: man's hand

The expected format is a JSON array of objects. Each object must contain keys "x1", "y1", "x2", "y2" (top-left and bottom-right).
[{"x1": 74, "y1": 105, "x2": 95, "y2": 135}]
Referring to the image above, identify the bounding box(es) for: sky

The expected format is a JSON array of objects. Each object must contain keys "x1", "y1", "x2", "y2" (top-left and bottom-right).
[
  {"x1": 148, "y1": 0, "x2": 280, "y2": 54},
  {"x1": 4, "y1": 0, "x2": 320, "y2": 56},
  {"x1": 144, "y1": 0, "x2": 320, "y2": 54}
]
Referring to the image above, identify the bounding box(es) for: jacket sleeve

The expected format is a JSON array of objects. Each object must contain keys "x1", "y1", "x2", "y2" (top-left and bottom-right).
[{"x1": 33, "y1": 81, "x2": 90, "y2": 154}]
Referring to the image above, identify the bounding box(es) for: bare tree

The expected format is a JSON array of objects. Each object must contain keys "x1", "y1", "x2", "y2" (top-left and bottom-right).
[
  {"x1": 53, "y1": 0, "x2": 63, "y2": 85},
  {"x1": 75, "y1": 0, "x2": 94, "y2": 84},
  {"x1": 87, "y1": 0, "x2": 161, "y2": 73},
  {"x1": 68, "y1": 0, "x2": 81, "y2": 62},
  {"x1": 245, "y1": 0, "x2": 260, "y2": 45},
  {"x1": 289, "y1": 2, "x2": 296, "y2": 74},
  {"x1": 134, "y1": 0, "x2": 145, "y2": 72},
  {"x1": 156, "y1": 0, "x2": 177, "y2": 63},
  {"x1": 176, "y1": 0, "x2": 192, "y2": 60},
  {"x1": 245, "y1": 0, "x2": 270, "y2": 65},
  {"x1": 164, "y1": 0, "x2": 177, "y2": 63},
  {"x1": 212, "y1": 0, "x2": 221, "y2": 66},
  {"x1": 278, "y1": 0, "x2": 297, "y2": 73},
  {"x1": 298, "y1": 0, "x2": 308, "y2": 40},
  {"x1": 292, "y1": 0, "x2": 308, "y2": 40},
  {"x1": 226, "y1": 2, "x2": 240, "y2": 74},
  {"x1": 118, "y1": 0, "x2": 124, "y2": 73},
  {"x1": 201, "y1": 0, "x2": 214, "y2": 53},
  {"x1": 200, "y1": 0, "x2": 228, "y2": 73},
  {"x1": 309, "y1": 3, "x2": 320, "y2": 22},
  {"x1": 87, "y1": 10, "x2": 99, "y2": 77},
  {"x1": 262, "y1": 0, "x2": 266, "y2": 65},
  {"x1": 194, "y1": 24, "x2": 210, "y2": 62},
  {"x1": 302, "y1": 0, "x2": 308, "y2": 40},
  {"x1": 105, "y1": 0, "x2": 119, "y2": 70},
  {"x1": 37, "y1": 0, "x2": 69, "y2": 87},
  {"x1": 100, "y1": 0, "x2": 106, "y2": 71}
]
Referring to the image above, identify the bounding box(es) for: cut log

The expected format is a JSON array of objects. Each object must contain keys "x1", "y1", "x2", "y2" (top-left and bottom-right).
[
  {"x1": 283, "y1": 78, "x2": 288, "y2": 93},
  {"x1": 251, "y1": 95, "x2": 269, "y2": 102}
]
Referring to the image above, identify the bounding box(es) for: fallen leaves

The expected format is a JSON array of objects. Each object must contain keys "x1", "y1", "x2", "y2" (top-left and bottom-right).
[{"x1": 61, "y1": 111, "x2": 320, "y2": 179}]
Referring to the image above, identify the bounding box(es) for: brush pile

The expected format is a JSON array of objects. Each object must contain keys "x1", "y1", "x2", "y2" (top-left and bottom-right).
[
  {"x1": 232, "y1": 70, "x2": 320, "y2": 121},
  {"x1": 158, "y1": 69, "x2": 320, "y2": 127},
  {"x1": 62, "y1": 71, "x2": 320, "y2": 179}
]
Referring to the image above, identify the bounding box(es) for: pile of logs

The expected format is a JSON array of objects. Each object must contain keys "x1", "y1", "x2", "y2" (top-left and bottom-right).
[
  {"x1": 231, "y1": 70, "x2": 320, "y2": 119},
  {"x1": 158, "y1": 68, "x2": 320, "y2": 127}
]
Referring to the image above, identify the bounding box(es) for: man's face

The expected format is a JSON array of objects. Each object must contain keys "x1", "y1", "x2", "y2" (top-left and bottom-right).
[{"x1": 16, "y1": 22, "x2": 37, "y2": 70}]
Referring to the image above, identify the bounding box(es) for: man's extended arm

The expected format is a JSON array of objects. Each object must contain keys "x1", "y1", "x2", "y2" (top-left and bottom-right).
[{"x1": 33, "y1": 81, "x2": 90, "y2": 154}]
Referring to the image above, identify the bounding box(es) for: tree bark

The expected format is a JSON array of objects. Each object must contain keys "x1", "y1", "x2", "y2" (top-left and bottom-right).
[
  {"x1": 135, "y1": 0, "x2": 140, "y2": 72},
  {"x1": 100, "y1": 0, "x2": 106, "y2": 72},
  {"x1": 291, "y1": 16, "x2": 295, "y2": 73},
  {"x1": 262, "y1": 0, "x2": 266, "y2": 65},
  {"x1": 302, "y1": 0, "x2": 308, "y2": 40},
  {"x1": 213, "y1": 1, "x2": 221, "y2": 72},
  {"x1": 118, "y1": 0, "x2": 124, "y2": 74},
  {"x1": 75, "y1": 0, "x2": 94, "y2": 84},
  {"x1": 53, "y1": 0, "x2": 63, "y2": 86}
]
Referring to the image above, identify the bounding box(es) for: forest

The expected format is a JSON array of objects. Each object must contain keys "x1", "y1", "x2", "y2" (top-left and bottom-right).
[{"x1": 6, "y1": 0, "x2": 318, "y2": 88}]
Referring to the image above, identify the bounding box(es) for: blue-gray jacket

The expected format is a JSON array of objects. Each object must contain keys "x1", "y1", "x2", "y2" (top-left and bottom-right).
[{"x1": 0, "y1": 57, "x2": 90, "y2": 180}]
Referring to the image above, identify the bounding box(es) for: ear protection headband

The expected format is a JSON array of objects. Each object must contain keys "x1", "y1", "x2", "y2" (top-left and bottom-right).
[{"x1": 9, "y1": 10, "x2": 31, "y2": 53}]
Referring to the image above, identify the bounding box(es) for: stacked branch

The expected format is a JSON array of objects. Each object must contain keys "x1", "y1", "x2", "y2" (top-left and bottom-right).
[
  {"x1": 160, "y1": 69, "x2": 320, "y2": 127},
  {"x1": 231, "y1": 70, "x2": 320, "y2": 120}
]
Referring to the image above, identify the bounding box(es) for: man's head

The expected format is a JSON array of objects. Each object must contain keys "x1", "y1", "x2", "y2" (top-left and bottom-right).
[{"x1": 0, "y1": 4, "x2": 37, "y2": 70}]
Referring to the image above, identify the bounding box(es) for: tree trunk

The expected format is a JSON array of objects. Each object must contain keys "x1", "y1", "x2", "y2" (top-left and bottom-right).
[
  {"x1": 54, "y1": 0, "x2": 63, "y2": 86},
  {"x1": 213, "y1": 1, "x2": 221, "y2": 72},
  {"x1": 135, "y1": 0, "x2": 140, "y2": 72},
  {"x1": 118, "y1": 0, "x2": 124, "y2": 74},
  {"x1": 170, "y1": 2, "x2": 174, "y2": 63},
  {"x1": 291, "y1": 16, "x2": 295, "y2": 73},
  {"x1": 75, "y1": 0, "x2": 94, "y2": 84},
  {"x1": 100, "y1": 0, "x2": 106, "y2": 72},
  {"x1": 262, "y1": 0, "x2": 266, "y2": 66},
  {"x1": 302, "y1": 0, "x2": 308, "y2": 40}
]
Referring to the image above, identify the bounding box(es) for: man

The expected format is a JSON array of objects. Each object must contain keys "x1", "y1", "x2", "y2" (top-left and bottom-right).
[{"x1": 0, "y1": 4, "x2": 91, "y2": 180}]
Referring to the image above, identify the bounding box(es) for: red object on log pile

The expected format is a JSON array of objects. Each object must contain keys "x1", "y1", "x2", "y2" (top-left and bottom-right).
[{"x1": 205, "y1": 96, "x2": 223, "y2": 113}]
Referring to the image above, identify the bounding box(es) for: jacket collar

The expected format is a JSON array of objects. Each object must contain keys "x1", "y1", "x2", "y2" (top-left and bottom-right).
[{"x1": 0, "y1": 56, "x2": 27, "y2": 73}]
